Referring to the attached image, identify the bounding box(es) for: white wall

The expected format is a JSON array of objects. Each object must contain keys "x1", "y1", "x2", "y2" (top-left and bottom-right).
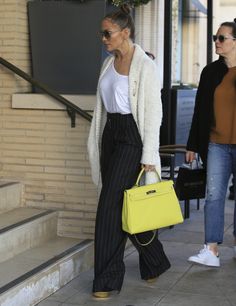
[
  {"x1": 135, "y1": 0, "x2": 164, "y2": 86},
  {"x1": 213, "y1": 0, "x2": 236, "y2": 60}
]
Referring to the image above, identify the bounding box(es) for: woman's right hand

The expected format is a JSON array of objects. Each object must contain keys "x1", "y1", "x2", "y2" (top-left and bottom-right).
[{"x1": 185, "y1": 151, "x2": 196, "y2": 163}]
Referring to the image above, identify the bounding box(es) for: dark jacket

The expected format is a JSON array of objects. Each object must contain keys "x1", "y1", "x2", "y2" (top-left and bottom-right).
[{"x1": 186, "y1": 57, "x2": 228, "y2": 166}]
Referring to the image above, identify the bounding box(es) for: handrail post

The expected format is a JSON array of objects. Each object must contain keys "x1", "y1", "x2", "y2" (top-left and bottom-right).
[{"x1": 67, "y1": 107, "x2": 76, "y2": 128}]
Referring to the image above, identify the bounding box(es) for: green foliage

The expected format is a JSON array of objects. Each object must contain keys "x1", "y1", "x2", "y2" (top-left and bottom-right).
[{"x1": 110, "y1": 0, "x2": 152, "y2": 7}]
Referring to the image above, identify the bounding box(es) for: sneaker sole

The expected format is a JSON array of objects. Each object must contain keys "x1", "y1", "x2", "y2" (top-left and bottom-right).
[{"x1": 188, "y1": 258, "x2": 220, "y2": 267}]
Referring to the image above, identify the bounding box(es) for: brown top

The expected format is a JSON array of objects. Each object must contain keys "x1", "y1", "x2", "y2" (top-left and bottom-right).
[{"x1": 210, "y1": 66, "x2": 236, "y2": 144}]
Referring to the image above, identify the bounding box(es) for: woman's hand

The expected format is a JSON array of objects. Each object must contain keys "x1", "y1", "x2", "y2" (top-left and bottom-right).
[
  {"x1": 185, "y1": 151, "x2": 196, "y2": 163},
  {"x1": 142, "y1": 164, "x2": 156, "y2": 172}
]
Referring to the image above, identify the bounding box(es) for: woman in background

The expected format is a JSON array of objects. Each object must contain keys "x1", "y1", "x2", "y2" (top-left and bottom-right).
[{"x1": 186, "y1": 19, "x2": 236, "y2": 267}]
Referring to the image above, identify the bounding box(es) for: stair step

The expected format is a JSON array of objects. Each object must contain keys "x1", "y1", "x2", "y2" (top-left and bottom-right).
[
  {"x1": 0, "y1": 208, "x2": 58, "y2": 263},
  {"x1": 0, "y1": 207, "x2": 52, "y2": 232},
  {"x1": 0, "y1": 238, "x2": 93, "y2": 306},
  {"x1": 0, "y1": 181, "x2": 94, "y2": 305},
  {"x1": 0, "y1": 237, "x2": 82, "y2": 288},
  {"x1": 0, "y1": 181, "x2": 23, "y2": 211}
]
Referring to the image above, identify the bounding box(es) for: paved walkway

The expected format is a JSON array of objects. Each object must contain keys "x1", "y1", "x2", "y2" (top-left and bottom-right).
[{"x1": 37, "y1": 198, "x2": 236, "y2": 306}]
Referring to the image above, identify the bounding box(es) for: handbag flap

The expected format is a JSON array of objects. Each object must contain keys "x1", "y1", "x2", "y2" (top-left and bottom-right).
[{"x1": 126, "y1": 180, "x2": 174, "y2": 201}]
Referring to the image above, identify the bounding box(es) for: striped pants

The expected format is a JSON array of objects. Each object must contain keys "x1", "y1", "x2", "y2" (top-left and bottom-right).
[{"x1": 93, "y1": 113, "x2": 170, "y2": 293}]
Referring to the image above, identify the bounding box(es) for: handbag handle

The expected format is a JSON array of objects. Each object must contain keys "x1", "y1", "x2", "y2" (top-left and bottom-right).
[
  {"x1": 135, "y1": 168, "x2": 161, "y2": 187},
  {"x1": 190, "y1": 155, "x2": 203, "y2": 169}
]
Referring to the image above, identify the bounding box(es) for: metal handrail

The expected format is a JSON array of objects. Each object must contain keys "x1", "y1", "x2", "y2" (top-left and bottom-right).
[{"x1": 0, "y1": 57, "x2": 92, "y2": 127}]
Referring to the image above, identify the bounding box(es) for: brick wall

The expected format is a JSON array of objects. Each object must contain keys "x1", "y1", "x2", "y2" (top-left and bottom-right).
[{"x1": 0, "y1": 0, "x2": 97, "y2": 239}]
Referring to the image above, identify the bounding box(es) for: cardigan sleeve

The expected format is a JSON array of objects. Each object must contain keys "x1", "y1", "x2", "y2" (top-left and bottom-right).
[
  {"x1": 87, "y1": 56, "x2": 112, "y2": 186},
  {"x1": 186, "y1": 67, "x2": 208, "y2": 153},
  {"x1": 140, "y1": 60, "x2": 162, "y2": 166},
  {"x1": 186, "y1": 59, "x2": 228, "y2": 165}
]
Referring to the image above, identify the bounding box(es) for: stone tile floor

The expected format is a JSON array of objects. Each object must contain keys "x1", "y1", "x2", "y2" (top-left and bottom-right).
[{"x1": 37, "y1": 198, "x2": 236, "y2": 306}]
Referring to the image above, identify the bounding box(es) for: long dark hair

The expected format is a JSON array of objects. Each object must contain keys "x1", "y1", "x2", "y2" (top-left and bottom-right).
[
  {"x1": 220, "y1": 18, "x2": 236, "y2": 37},
  {"x1": 103, "y1": 4, "x2": 135, "y2": 40}
]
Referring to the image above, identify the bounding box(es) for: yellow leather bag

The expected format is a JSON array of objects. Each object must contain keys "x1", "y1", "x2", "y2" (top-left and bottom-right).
[{"x1": 122, "y1": 169, "x2": 184, "y2": 234}]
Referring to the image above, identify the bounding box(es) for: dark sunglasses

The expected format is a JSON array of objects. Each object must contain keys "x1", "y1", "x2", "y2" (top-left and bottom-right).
[
  {"x1": 99, "y1": 30, "x2": 121, "y2": 40},
  {"x1": 212, "y1": 34, "x2": 236, "y2": 43}
]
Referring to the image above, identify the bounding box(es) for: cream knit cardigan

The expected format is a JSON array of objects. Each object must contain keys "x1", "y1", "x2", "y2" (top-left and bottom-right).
[{"x1": 87, "y1": 44, "x2": 162, "y2": 186}]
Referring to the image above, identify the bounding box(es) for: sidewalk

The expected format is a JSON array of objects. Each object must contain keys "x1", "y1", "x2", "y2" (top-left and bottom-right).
[{"x1": 37, "y1": 198, "x2": 236, "y2": 306}]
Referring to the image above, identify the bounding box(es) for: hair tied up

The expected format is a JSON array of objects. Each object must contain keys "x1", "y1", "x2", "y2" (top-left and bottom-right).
[
  {"x1": 120, "y1": 4, "x2": 131, "y2": 15},
  {"x1": 234, "y1": 18, "x2": 236, "y2": 23}
]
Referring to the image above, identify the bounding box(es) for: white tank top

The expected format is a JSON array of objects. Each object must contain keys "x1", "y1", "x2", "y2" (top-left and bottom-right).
[{"x1": 99, "y1": 61, "x2": 131, "y2": 114}]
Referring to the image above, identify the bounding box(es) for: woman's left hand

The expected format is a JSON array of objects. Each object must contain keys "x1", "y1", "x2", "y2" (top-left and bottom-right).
[{"x1": 142, "y1": 164, "x2": 156, "y2": 172}]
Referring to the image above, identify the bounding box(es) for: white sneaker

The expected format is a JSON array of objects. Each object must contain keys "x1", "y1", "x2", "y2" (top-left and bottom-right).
[{"x1": 188, "y1": 245, "x2": 220, "y2": 267}]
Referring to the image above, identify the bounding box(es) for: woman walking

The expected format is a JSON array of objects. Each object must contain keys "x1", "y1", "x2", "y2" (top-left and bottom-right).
[
  {"x1": 88, "y1": 4, "x2": 170, "y2": 298},
  {"x1": 186, "y1": 19, "x2": 236, "y2": 267}
]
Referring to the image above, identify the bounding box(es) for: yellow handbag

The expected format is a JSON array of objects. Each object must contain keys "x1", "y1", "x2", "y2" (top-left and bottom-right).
[{"x1": 122, "y1": 168, "x2": 184, "y2": 234}]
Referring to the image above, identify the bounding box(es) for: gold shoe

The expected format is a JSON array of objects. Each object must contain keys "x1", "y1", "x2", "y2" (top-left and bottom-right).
[
  {"x1": 93, "y1": 291, "x2": 109, "y2": 298},
  {"x1": 146, "y1": 277, "x2": 158, "y2": 283}
]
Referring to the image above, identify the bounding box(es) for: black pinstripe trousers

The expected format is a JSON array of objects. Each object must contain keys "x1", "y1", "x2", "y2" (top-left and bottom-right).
[{"x1": 93, "y1": 113, "x2": 170, "y2": 293}]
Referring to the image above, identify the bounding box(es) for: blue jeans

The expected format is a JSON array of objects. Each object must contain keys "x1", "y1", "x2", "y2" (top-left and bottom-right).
[{"x1": 205, "y1": 143, "x2": 236, "y2": 244}]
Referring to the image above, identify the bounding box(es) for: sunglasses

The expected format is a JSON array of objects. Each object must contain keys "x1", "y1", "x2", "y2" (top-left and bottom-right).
[
  {"x1": 212, "y1": 34, "x2": 236, "y2": 43},
  {"x1": 99, "y1": 30, "x2": 121, "y2": 40}
]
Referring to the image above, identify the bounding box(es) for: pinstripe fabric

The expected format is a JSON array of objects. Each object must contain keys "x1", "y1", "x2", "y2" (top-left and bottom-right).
[{"x1": 93, "y1": 113, "x2": 170, "y2": 293}]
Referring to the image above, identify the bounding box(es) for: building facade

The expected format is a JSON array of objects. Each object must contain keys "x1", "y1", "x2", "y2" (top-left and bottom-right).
[{"x1": 0, "y1": 0, "x2": 235, "y2": 239}]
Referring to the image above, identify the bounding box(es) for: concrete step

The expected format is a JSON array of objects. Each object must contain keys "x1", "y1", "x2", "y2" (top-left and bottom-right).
[
  {"x1": 0, "y1": 181, "x2": 94, "y2": 305},
  {"x1": 0, "y1": 238, "x2": 93, "y2": 306},
  {"x1": 0, "y1": 181, "x2": 23, "y2": 212},
  {"x1": 0, "y1": 207, "x2": 58, "y2": 263}
]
